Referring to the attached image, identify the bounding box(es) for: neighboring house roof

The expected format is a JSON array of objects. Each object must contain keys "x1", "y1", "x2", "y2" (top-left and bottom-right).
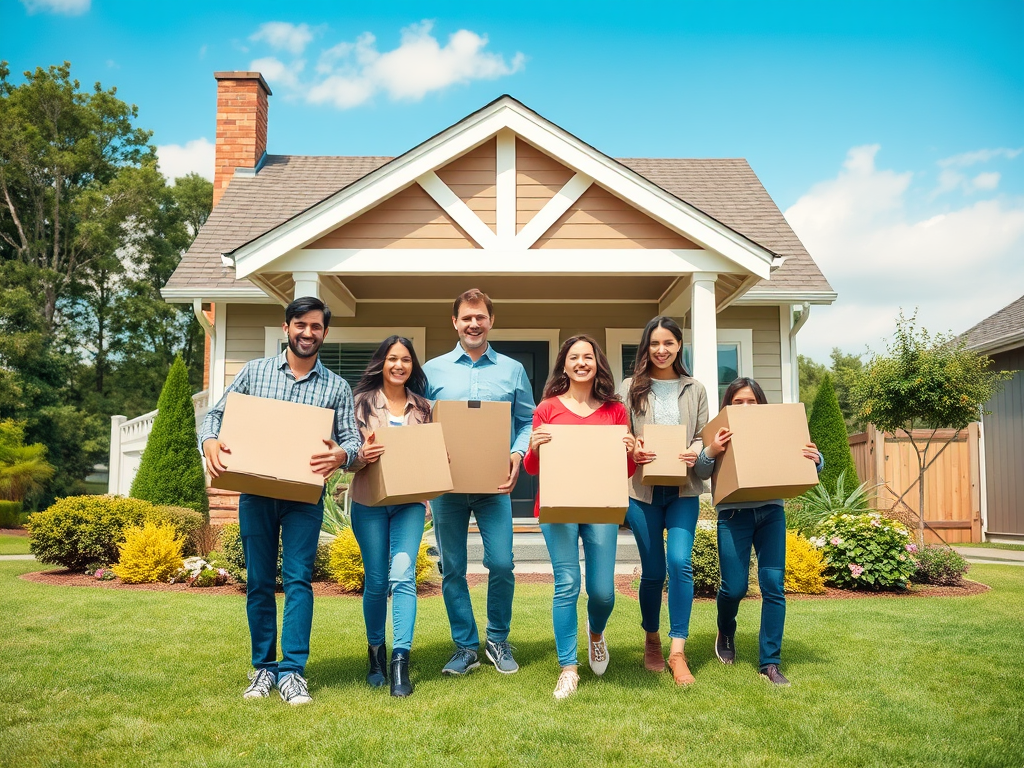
[
  {"x1": 163, "y1": 153, "x2": 833, "y2": 300},
  {"x1": 964, "y1": 293, "x2": 1024, "y2": 354}
]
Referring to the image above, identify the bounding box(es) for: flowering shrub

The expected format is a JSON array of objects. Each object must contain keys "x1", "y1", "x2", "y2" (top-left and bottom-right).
[
  {"x1": 170, "y1": 556, "x2": 228, "y2": 587},
  {"x1": 812, "y1": 513, "x2": 916, "y2": 590},
  {"x1": 112, "y1": 522, "x2": 184, "y2": 584},
  {"x1": 784, "y1": 532, "x2": 826, "y2": 594},
  {"x1": 328, "y1": 527, "x2": 435, "y2": 593},
  {"x1": 911, "y1": 545, "x2": 970, "y2": 586}
]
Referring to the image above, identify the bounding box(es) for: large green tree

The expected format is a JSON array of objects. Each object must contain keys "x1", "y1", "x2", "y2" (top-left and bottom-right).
[{"x1": 807, "y1": 374, "x2": 860, "y2": 495}]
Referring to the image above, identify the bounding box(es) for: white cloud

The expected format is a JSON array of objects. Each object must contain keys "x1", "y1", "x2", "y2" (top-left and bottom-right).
[
  {"x1": 250, "y1": 22, "x2": 315, "y2": 55},
  {"x1": 254, "y1": 20, "x2": 525, "y2": 109},
  {"x1": 156, "y1": 138, "x2": 215, "y2": 182},
  {"x1": 938, "y1": 147, "x2": 1023, "y2": 168},
  {"x1": 971, "y1": 171, "x2": 1000, "y2": 191},
  {"x1": 20, "y1": 0, "x2": 88, "y2": 14},
  {"x1": 786, "y1": 145, "x2": 1024, "y2": 361}
]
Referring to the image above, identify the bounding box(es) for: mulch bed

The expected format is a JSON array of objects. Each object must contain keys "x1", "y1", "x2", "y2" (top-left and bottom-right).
[
  {"x1": 0, "y1": 528, "x2": 28, "y2": 536},
  {"x1": 21, "y1": 568, "x2": 988, "y2": 601}
]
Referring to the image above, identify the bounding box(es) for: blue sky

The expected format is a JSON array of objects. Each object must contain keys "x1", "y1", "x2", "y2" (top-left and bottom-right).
[{"x1": 4, "y1": 0, "x2": 1023, "y2": 361}]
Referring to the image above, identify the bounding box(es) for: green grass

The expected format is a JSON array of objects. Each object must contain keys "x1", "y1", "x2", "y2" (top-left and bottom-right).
[
  {"x1": 0, "y1": 533, "x2": 31, "y2": 555},
  {"x1": 1, "y1": 561, "x2": 1022, "y2": 768},
  {"x1": 956, "y1": 541, "x2": 1024, "y2": 552}
]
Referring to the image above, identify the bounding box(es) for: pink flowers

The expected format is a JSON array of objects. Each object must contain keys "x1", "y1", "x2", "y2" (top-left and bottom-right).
[
  {"x1": 870, "y1": 518, "x2": 881, "y2": 527},
  {"x1": 830, "y1": 536, "x2": 843, "y2": 546},
  {"x1": 848, "y1": 563, "x2": 865, "y2": 577},
  {"x1": 905, "y1": 543, "x2": 918, "y2": 553}
]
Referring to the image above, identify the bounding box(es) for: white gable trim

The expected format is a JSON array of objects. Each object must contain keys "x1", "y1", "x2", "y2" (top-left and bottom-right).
[
  {"x1": 228, "y1": 98, "x2": 776, "y2": 280},
  {"x1": 513, "y1": 172, "x2": 593, "y2": 250},
  {"x1": 416, "y1": 171, "x2": 498, "y2": 248}
]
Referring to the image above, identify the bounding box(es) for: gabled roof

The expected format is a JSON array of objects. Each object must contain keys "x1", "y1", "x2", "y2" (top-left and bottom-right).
[{"x1": 964, "y1": 294, "x2": 1024, "y2": 354}]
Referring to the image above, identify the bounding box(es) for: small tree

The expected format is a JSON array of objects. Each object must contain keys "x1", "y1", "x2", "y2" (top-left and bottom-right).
[
  {"x1": 0, "y1": 419, "x2": 55, "y2": 502},
  {"x1": 130, "y1": 357, "x2": 208, "y2": 516},
  {"x1": 808, "y1": 374, "x2": 860, "y2": 496},
  {"x1": 856, "y1": 313, "x2": 1013, "y2": 543}
]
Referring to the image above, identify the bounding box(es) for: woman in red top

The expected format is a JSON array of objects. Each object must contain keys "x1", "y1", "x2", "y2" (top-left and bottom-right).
[{"x1": 523, "y1": 334, "x2": 636, "y2": 699}]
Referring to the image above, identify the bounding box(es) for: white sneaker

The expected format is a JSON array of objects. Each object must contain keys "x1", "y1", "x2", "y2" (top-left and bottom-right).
[
  {"x1": 553, "y1": 667, "x2": 580, "y2": 700},
  {"x1": 278, "y1": 672, "x2": 312, "y2": 706},
  {"x1": 587, "y1": 621, "x2": 609, "y2": 676},
  {"x1": 242, "y1": 668, "x2": 275, "y2": 699}
]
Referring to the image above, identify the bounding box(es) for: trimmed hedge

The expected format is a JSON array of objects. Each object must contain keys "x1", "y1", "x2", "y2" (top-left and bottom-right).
[
  {"x1": 912, "y1": 545, "x2": 970, "y2": 586},
  {"x1": 808, "y1": 374, "x2": 859, "y2": 496},
  {"x1": 130, "y1": 357, "x2": 208, "y2": 517}
]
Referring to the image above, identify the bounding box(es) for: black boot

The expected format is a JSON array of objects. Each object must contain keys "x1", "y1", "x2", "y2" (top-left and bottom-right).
[
  {"x1": 390, "y1": 650, "x2": 413, "y2": 697},
  {"x1": 367, "y1": 644, "x2": 387, "y2": 688}
]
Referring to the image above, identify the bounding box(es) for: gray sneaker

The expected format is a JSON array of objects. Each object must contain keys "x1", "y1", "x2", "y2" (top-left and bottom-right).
[
  {"x1": 441, "y1": 648, "x2": 481, "y2": 676},
  {"x1": 278, "y1": 672, "x2": 313, "y2": 705},
  {"x1": 242, "y1": 668, "x2": 275, "y2": 699},
  {"x1": 485, "y1": 639, "x2": 519, "y2": 674}
]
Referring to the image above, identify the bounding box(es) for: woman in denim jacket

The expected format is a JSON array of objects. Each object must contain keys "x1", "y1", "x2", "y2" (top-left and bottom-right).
[
  {"x1": 693, "y1": 377, "x2": 823, "y2": 686},
  {"x1": 348, "y1": 335, "x2": 433, "y2": 698},
  {"x1": 619, "y1": 316, "x2": 709, "y2": 685}
]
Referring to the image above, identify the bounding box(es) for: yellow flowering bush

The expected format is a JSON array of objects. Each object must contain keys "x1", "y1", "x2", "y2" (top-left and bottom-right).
[
  {"x1": 112, "y1": 522, "x2": 184, "y2": 584},
  {"x1": 784, "y1": 531, "x2": 827, "y2": 594}
]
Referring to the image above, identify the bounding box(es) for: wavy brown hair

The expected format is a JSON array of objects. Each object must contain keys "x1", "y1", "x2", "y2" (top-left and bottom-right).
[
  {"x1": 628, "y1": 316, "x2": 689, "y2": 415},
  {"x1": 720, "y1": 377, "x2": 768, "y2": 410},
  {"x1": 542, "y1": 334, "x2": 621, "y2": 404},
  {"x1": 352, "y1": 336, "x2": 431, "y2": 425}
]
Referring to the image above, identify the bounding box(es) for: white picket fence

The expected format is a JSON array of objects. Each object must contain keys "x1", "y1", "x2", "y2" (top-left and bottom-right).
[{"x1": 108, "y1": 390, "x2": 210, "y2": 496}]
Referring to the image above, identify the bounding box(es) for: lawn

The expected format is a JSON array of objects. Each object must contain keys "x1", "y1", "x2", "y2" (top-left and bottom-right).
[
  {"x1": 0, "y1": 533, "x2": 31, "y2": 555},
  {"x1": 1, "y1": 561, "x2": 1021, "y2": 768},
  {"x1": 958, "y1": 541, "x2": 1024, "y2": 552}
]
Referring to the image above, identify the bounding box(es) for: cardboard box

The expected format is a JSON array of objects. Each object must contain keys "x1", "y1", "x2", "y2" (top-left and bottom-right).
[
  {"x1": 356, "y1": 423, "x2": 454, "y2": 506},
  {"x1": 639, "y1": 424, "x2": 692, "y2": 487},
  {"x1": 538, "y1": 424, "x2": 630, "y2": 524},
  {"x1": 210, "y1": 392, "x2": 336, "y2": 504},
  {"x1": 431, "y1": 400, "x2": 512, "y2": 494},
  {"x1": 700, "y1": 403, "x2": 819, "y2": 506}
]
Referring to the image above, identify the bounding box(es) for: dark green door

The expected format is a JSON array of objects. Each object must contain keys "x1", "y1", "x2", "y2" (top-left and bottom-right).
[{"x1": 489, "y1": 340, "x2": 549, "y2": 519}]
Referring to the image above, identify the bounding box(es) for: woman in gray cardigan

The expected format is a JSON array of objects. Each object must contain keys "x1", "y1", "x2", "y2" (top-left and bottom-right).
[{"x1": 619, "y1": 316, "x2": 709, "y2": 685}]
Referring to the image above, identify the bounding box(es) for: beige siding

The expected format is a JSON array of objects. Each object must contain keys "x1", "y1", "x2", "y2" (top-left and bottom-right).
[
  {"x1": 434, "y1": 138, "x2": 497, "y2": 232},
  {"x1": 516, "y1": 139, "x2": 575, "y2": 232},
  {"x1": 224, "y1": 304, "x2": 282, "y2": 384},
  {"x1": 308, "y1": 184, "x2": 477, "y2": 249},
  {"x1": 535, "y1": 185, "x2": 699, "y2": 249},
  {"x1": 717, "y1": 305, "x2": 783, "y2": 403}
]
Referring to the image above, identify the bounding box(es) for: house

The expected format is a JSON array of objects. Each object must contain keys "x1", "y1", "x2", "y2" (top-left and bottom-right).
[
  {"x1": 110, "y1": 70, "x2": 836, "y2": 521},
  {"x1": 964, "y1": 294, "x2": 1024, "y2": 543}
]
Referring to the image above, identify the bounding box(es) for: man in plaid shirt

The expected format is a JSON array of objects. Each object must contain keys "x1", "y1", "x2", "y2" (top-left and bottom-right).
[{"x1": 200, "y1": 296, "x2": 361, "y2": 705}]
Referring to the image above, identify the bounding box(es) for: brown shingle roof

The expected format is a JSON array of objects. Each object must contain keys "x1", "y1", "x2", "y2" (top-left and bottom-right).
[
  {"x1": 164, "y1": 154, "x2": 833, "y2": 298},
  {"x1": 964, "y1": 294, "x2": 1024, "y2": 352}
]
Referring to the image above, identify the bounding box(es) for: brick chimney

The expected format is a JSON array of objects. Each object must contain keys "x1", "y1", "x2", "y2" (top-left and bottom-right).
[{"x1": 212, "y1": 71, "x2": 271, "y2": 206}]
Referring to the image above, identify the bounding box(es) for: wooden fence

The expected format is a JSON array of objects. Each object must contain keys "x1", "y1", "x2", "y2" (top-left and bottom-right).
[{"x1": 848, "y1": 424, "x2": 982, "y2": 544}]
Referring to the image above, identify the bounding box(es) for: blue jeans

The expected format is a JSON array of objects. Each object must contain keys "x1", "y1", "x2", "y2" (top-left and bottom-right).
[
  {"x1": 431, "y1": 493, "x2": 515, "y2": 648},
  {"x1": 541, "y1": 522, "x2": 618, "y2": 667},
  {"x1": 626, "y1": 487, "x2": 699, "y2": 639},
  {"x1": 716, "y1": 503, "x2": 787, "y2": 668},
  {"x1": 238, "y1": 493, "x2": 324, "y2": 679},
  {"x1": 350, "y1": 501, "x2": 426, "y2": 654}
]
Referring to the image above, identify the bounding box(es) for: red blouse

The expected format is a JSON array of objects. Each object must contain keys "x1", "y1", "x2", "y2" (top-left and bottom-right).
[{"x1": 522, "y1": 396, "x2": 636, "y2": 517}]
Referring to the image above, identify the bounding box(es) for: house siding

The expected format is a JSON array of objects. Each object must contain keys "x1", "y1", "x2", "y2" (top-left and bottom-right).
[{"x1": 983, "y1": 347, "x2": 1024, "y2": 537}]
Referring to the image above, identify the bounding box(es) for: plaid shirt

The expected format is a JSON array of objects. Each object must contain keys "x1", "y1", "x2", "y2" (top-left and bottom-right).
[{"x1": 198, "y1": 350, "x2": 362, "y2": 469}]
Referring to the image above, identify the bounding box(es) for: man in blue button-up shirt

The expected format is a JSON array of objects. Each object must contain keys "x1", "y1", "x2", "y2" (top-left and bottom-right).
[
  {"x1": 422, "y1": 289, "x2": 535, "y2": 676},
  {"x1": 200, "y1": 297, "x2": 360, "y2": 706}
]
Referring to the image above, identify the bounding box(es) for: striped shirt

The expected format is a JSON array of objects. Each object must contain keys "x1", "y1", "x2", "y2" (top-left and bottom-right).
[{"x1": 198, "y1": 350, "x2": 362, "y2": 469}]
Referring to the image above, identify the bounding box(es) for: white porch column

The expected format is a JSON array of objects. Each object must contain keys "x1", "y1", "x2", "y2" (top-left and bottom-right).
[
  {"x1": 292, "y1": 271, "x2": 321, "y2": 300},
  {"x1": 691, "y1": 272, "x2": 720, "y2": 417},
  {"x1": 108, "y1": 415, "x2": 126, "y2": 494}
]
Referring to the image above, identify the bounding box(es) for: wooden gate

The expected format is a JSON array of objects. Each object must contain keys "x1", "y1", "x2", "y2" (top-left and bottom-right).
[{"x1": 848, "y1": 424, "x2": 982, "y2": 543}]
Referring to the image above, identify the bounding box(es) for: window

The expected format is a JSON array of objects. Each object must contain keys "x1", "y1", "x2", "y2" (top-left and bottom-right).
[{"x1": 621, "y1": 342, "x2": 741, "y2": 402}]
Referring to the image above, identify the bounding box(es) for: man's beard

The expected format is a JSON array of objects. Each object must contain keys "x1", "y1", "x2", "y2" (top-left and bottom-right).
[{"x1": 288, "y1": 334, "x2": 322, "y2": 359}]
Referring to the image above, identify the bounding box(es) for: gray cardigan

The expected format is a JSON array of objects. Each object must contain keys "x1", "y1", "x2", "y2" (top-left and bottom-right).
[{"x1": 618, "y1": 376, "x2": 710, "y2": 502}]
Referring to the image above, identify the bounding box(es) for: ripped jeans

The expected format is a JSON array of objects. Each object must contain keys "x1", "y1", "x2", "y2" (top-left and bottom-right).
[{"x1": 351, "y1": 501, "x2": 427, "y2": 653}]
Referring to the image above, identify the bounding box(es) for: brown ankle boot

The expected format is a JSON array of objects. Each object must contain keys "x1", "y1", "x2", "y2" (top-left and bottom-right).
[
  {"x1": 644, "y1": 635, "x2": 665, "y2": 672},
  {"x1": 668, "y1": 651, "x2": 695, "y2": 686}
]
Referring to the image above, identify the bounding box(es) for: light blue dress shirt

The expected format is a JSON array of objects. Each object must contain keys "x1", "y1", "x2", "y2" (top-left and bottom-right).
[{"x1": 422, "y1": 343, "x2": 536, "y2": 456}]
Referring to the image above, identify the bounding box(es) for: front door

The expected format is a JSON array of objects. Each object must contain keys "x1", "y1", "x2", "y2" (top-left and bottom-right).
[{"x1": 488, "y1": 340, "x2": 549, "y2": 519}]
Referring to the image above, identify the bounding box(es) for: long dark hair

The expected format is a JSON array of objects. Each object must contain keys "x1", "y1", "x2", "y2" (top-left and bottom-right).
[
  {"x1": 352, "y1": 336, "x2": 429, "y2": 424},
  {"x1": 628, "y1": 316, "x2": 689, "y2": 415},
  {"x1": 542, "y1": 334, "x2": 621, "y2": 404},
  {"x1": 720, "y1": 377, "x2": 768, "y2": 410}
]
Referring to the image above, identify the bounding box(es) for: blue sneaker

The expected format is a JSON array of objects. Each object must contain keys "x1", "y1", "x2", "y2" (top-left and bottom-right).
[
  {"x1": 441, "y1": 648, "x2": 480, "y2": 676},
  {"x1": 485, "y1": 639, "x2": 519, "y2": 674}
]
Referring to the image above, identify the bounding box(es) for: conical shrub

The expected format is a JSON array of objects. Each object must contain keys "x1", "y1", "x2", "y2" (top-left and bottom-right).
[
  {"x1": 130, "y1": 357, "x2": 208, "y2": 516},
  {"x1": 808, "y1": 373, "x2": 859, "y2": 496}
]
